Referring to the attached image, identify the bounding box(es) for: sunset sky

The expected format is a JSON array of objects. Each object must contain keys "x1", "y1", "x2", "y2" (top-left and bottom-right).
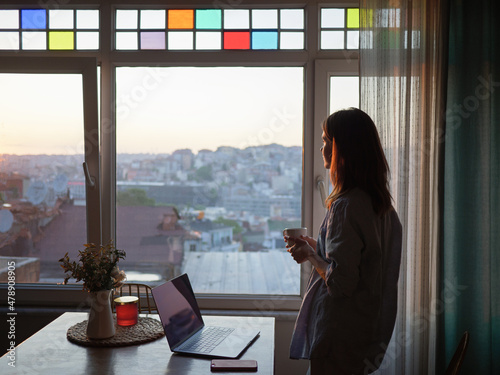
[
  {"x1": 0, "y1": 67, "x2": 306, "y2": 155},
  {"x1": 0, "y1": 73, "x2": 84, "y2": 155}
]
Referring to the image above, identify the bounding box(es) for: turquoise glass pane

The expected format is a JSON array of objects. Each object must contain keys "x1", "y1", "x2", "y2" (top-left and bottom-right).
[
  {"x1": 195, "y1": 9, "x2": 221, "y2": 29},
  {"x1": 252, "y1": 31, "x2": 278, "y2": 49},
  {"x1": 21, "y1": 9, "x2": 46, "y2": 29}
]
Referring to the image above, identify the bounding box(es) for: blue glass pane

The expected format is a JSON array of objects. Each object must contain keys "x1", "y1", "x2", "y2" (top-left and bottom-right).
[
  {"x1": 251, "y1": 31, "x2": 278, "y2": 49},
  {"x1": 21, "y1": 9, "x2": 46, "y2": 29}
]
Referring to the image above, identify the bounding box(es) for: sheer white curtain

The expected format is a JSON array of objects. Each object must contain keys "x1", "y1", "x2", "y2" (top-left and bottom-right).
[{"x1": 359, "y1": 1, "x2": 449, "y2": 374}]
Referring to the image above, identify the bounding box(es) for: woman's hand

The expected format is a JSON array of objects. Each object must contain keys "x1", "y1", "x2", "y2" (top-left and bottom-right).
[
  {"x1": 301, "y1": 235, "x2": 317, "y2": 251},
  {"x1": 283, "y1": 235, "x2": 317, "y2": 250},
  {"x1": 284, "y1": 235, "x2": 329, "y2": 280},
  {"x1": 285, "y1": 236, "x2": 315, "y2": 264}
]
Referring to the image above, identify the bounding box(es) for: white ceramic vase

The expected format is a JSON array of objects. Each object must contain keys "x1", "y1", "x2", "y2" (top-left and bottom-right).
[{"x1": 87, "y1": 289, "x2": 115, "y2": 339}]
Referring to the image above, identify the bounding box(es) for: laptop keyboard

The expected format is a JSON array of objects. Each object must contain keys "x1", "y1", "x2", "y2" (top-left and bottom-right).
[{"x1": 180, "y1": 326, "x2": 235, "y2": 354}]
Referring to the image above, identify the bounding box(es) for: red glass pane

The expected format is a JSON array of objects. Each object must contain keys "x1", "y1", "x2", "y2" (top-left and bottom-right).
[{"x1": 223, "y1": 31, "x2": 250, "y2": 49}]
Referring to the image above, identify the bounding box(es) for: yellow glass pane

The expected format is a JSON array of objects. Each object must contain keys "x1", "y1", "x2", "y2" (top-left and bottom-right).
[
  {"x1": 168, "y1": 9, "x2": 194, "y2": 29},
  {"x1": 360, "y1": 9, "x2": 373, "y2": 28},
  {"x1": 49, "y1": 31, "x2": 74, "y2": 50},
  {"x1": 347, "y1": 8, "x2": 359, "y2": 28}
]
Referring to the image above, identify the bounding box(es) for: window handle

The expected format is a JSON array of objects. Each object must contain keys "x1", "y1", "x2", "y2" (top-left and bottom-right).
[
  {"x1": 316, "y1": 175, "x2": 327, "y2": 208},
  {"x1": 82, "y1": 162, "x2": 96, "y2": 189}
]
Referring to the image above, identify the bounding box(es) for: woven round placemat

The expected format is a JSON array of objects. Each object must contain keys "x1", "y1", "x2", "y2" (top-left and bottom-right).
[{"x1": 67, "y1": 317, "x2": 165, "y2": 347}]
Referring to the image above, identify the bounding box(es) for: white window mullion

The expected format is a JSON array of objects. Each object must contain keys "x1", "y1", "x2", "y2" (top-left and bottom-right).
[{"x1": 82, "y1": 58, "x2": 101, "y2": 245}]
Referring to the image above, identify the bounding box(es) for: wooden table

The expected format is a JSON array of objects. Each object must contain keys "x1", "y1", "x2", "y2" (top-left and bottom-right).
[{"x1": 1, "y1": 312, "x2": 275, "y2": 375}]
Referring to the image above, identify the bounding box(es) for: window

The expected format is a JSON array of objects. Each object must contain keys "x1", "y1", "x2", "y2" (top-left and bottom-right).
[
  {"x1": 0, "y1": 8, "x2": 99, "y2": 50},
  {"x1": 0, "y1": 73, "x2": 87, "y2": 284},
  {"x1": 0, "y1": 1, "x2": 359, "y2": 309},
  {"x1": 0, "y1": 57, "x2": 100, "y2": 293},
  {"x1": 115, "y1": 66, "x2": 303, "y2": 294}
]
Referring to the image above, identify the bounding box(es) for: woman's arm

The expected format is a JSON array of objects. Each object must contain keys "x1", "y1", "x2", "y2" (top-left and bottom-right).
[{"x1": 305, "y1": 252, "x2": 329, "y2": 281}]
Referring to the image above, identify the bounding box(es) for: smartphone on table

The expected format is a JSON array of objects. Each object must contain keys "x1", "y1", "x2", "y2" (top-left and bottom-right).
[{"x1": 210, "y1": 359, "x2": 258, "y2": 372}]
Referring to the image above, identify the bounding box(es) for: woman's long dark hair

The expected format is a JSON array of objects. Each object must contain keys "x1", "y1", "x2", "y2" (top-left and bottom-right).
[{"x1": 323, "y1": 108, "x2": 392, "y2": 215}]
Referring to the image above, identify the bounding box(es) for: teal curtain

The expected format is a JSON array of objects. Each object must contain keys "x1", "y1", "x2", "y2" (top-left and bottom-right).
[{"x1": 442, "y1": 0, "x2": 500, "y2": 374}]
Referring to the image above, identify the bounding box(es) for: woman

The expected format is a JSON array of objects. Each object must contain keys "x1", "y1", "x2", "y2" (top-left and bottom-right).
[{"x1": 286, "y1": 108, "x2": 402, "y2": 375}]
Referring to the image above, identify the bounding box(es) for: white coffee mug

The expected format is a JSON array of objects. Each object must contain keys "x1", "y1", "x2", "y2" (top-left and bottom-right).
[{"x1": 283, "y1": 227, "x2": 307, "y2": 246}]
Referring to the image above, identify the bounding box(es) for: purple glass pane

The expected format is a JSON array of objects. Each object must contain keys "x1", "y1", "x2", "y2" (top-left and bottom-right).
[{"x1": 140, "y1": 31, "x2": 165, "y2": 50}]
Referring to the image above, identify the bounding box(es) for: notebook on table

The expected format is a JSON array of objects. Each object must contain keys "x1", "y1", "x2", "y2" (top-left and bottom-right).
[{"x1": 152, "y1": 273, "x2": 260, "y2": 358}]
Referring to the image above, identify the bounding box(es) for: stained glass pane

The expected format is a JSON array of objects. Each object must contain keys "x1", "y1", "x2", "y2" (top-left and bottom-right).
[
  {"x1": 22, "y1": 9, "x2": 46, "y2": 29},
  {"x1": 195, "y1": 31, "x2": 221, "y2": 49},
  {"x1": 168, "y1": 31, "x2": 193, "y2": 49},
  {"x1": 77, "y1": 10, "x2": 99, "y2": 29},
  {"x1": 360, "y1": 9, "x2": 374, "y2": 28},
  {"x1": 252, "y1": 31, "x2": 277, "y2": 49},
  {"x1": 280, "y1": 9, "x2": 304, "y2": 29},
  {"x1": 321, "y1": 31, "x2": 344, "y2": 49},
  {"x1": 195, "y1": 9, "x2": 221, "y2": 29},
  {"x1": 346, "y1": 30, "x2": 359, "y2": 49},
  {"x1": 378, "y1": 9, "x2": 400, "y2": 28},
  {"x1": 140, "y1": 10, "x2": 165, "y2": 29},
  {"x1": 49, "y1": 9, "x2": 73, "y2": 29},
  {"x1": 21, "y1": 31, "x2": 46, "y2": 49},
  {"x1": 168, "y1": 10, "x2": 194, "y2": 29},
  {"x1": 49, "y1": 31, "x2": 74, "y2": 50},
  {"x1": 224, "y1": 31, "x2": 250, "y2": 49},
  {"x1": 116, "y1": 31, "x2": 138, "y2": 50},
  {"x1": 0, "y1": 10, "x2": 19, "y2": 29},
  {"x1": 407, "y1": 30, "x2": 420, "y2": 49},
  {"x1": 347, "y1": 8, "x2": 359, "y2": 28},
  {"x1": 360, "y1": 30, "x2": 373, "y2": 49},
  {"x1": 76, "y1": 31, "x2": 99, "y2": 49},
  {"x1": 376, "y1": 29, "x2": 400, "y2": 49},
  {"x1": 280, "y1": 31, "x2": 304, "y2": 49},
  {"x1": 321, "y1": 8, "x2": 344, "y2": 28},
  {"x1": 0, "y1": 32, "x2": 19, "y2": 49},
  {"x1": 116, "y1": 10, "x2": 138, "y2": 29},
  {"x1": 223, "y1": 10, "x2": 249, "y2": 29},
  {"x1": 252, "y1": 10, "x2": 278, "y2": 29},
  {"x1": 141, "y1": 31, "x2": 165, "y2": 49}
]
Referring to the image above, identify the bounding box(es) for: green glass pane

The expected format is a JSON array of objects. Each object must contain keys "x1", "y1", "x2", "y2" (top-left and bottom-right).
[
  {"x1": 49, "y1": 31, "x2": 74, "y2": 50},
  {"x1": 347, "y1": 8, "x2": 359, "y2": 28},
  {"x1": 195, "y1": 9, "x2": 221, "y2": 29},
  {"x1": 377, "y1": 29, "x2": 400, "y2": 49}
]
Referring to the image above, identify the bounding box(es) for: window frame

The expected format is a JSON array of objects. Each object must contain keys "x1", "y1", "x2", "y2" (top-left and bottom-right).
[{"x1": 0, "y1": 0, "x2": 359, "y2": 312}]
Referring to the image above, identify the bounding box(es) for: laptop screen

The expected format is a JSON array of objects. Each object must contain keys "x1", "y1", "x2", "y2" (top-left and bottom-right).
[{"x1": 153, "y1": 274, "x2": 204, "y2": 349}]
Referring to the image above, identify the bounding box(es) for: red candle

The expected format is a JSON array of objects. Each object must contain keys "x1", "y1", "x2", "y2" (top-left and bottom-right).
[{"x1": 114, "y1": 296, "x2": 138, "y2": 326}]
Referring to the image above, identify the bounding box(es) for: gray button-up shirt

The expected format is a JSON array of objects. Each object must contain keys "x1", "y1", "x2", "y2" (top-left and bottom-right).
[{"x1": 290, "y1": 188, "x2": 402, "y2": 374}]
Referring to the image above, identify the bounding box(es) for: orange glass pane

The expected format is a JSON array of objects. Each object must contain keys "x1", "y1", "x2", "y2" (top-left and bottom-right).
[{"x1": 168, "y1": 9, "x2": 194, "y2": 29}]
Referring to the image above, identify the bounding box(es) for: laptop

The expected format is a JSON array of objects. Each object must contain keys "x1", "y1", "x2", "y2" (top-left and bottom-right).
[{"x1": 152, "y1": 273, "x2": 260, "y2": 358}]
